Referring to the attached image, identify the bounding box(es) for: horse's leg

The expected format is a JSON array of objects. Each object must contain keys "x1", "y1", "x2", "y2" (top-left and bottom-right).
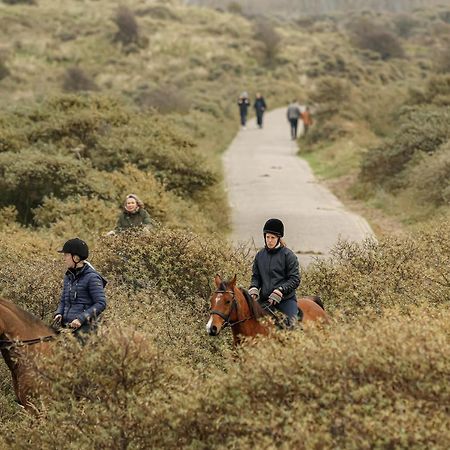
[{"x1": 1, "y1": 350, "x2": 23, "y2": 404}]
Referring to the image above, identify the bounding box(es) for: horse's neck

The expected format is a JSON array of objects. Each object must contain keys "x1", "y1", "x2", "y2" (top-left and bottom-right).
[
  {"x1": 232, "y1": 291, "x2": 268, "y2": 337},
  {"x1": 0, "y1": 303, "x2": 52, "y2": 341}
]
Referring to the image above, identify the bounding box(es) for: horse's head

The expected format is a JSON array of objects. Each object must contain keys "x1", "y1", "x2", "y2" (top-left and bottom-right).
[{"x1": 206, "y1": 274, "x2": 238, "y2": 336}]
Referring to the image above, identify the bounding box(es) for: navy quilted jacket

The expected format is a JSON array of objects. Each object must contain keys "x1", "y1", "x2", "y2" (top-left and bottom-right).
[{"x1": 55, "y1": 263, "x2": 107, "y2": 325}]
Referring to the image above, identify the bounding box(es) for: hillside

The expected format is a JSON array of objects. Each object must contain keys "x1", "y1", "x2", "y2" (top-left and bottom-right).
[
  {"x1": 187, "y1": 0, "x2": 450, "y2": 17},
  {"x1": 0, "y1": 1, "x2": 449, "y2": 448}
]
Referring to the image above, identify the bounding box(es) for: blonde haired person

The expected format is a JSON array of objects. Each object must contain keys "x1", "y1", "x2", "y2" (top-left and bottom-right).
[{"x1": 115, "y1": 194, "x2": 154, "y2": 231}]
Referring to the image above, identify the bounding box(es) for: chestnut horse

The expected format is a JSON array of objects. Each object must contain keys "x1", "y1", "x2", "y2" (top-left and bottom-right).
[
  {"x1": 206, "y1": 275, "x2": 329, "y2": 346},
  {"x1": 0, "y1": 298, "x2": 56, "y2": 408}
]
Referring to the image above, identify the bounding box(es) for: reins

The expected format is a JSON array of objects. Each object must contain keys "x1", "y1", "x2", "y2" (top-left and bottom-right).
[{"x1": 0, "y1": 328, "x2": 74, "y2": 350}]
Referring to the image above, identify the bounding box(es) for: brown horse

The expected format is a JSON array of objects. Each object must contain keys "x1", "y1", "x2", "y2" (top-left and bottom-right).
[
  {"x1": 0, "y1": 298, "x2": 56, "y2": 409},
  {"x1": 206, "y1": 275, "x2": 329, "y2": 346}
]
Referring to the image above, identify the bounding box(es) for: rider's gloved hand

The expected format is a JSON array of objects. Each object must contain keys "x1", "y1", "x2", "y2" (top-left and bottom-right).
[
  {"x1": 52, "y1": 314, "x2": 62, "y2": 327},
  {"x1": 268, "y1": 289, "x2": 283, "y2": 305},
  {"x1": 248, "y1": 287, "x2": 260, "y2": 301}
]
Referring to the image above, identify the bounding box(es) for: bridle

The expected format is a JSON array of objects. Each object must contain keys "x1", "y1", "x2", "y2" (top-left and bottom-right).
[
  {"x1": 209, "y1": 289, "x2": 253, "y2": 328},
  {"x1": 0, "y1": 334, "x2": 57, "y2": 350},
  {"x1": 209, "y1": 288, "x2": 287, "y2": 330}
]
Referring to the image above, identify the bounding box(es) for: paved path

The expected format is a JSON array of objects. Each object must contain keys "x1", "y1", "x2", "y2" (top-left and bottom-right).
[{"x1": 222, "y1": 107, "x2": 374, "y2": 266}]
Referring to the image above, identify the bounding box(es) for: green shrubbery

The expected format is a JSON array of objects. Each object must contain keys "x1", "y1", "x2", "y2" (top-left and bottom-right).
[
  {"x1": 360, "y1": 106, "x2": 450, "y2": 188},
  {"x1": 0, "y1": 95, "x2": 218, "y2": 226}
]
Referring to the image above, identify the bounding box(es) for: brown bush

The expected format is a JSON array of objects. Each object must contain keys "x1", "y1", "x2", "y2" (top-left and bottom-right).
[
  {"x1": 253, "y1": 21, "x2": 282, "y2": 67},
  {"x1": 349, "y1": 18, "x2": 405, "y2": 60},
  {"x1": 301, "y1": 222, "x2": 450, "y2": 317},
  {"x1": 62, "y1": 67, "x2": 98, "y2": 92},
  {"x1": 113, "y1": 5, "x2": 140, "y2": 46},
  {"x1": 6, "y1": 309, "x2": 449, "y2": 449},
  {"x1": 135, "y1": 86, "x2": 191, "y2": 114}
]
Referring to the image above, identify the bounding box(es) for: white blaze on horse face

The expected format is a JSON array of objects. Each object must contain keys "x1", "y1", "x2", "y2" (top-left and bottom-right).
[{"x1": 206, "y1": 316, "x2": 214, "y2": 333}]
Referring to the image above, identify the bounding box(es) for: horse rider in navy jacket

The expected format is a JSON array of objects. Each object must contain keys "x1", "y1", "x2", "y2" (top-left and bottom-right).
[
  {"x1": 53, "y1": 238, "x2": 107, "y2": 338},
  {"x1": 248, "y1": 218, "x2": 300, "y2": 328}
]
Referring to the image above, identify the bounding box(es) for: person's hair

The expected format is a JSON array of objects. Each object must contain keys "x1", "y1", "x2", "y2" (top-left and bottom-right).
[
  {"x1": 123, "y1": 193, "x2": 144, "y2": 209},
  {"x1": 279, "y1": 238, "x2": 287, "y2": 247}
]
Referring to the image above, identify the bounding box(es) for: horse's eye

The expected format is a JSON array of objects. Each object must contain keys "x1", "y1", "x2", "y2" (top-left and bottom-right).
[{"x1": 225, "y1": 300, "x2": 231, "y2": 305}]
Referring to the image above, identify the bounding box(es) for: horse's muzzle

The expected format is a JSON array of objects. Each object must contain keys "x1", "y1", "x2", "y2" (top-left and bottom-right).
[
  {"x1": 206, "y1": 317, "x2": 220, "y2": 336},
  {"x1": 208, "y1": 325, "x2": 218, "y2": 336}
]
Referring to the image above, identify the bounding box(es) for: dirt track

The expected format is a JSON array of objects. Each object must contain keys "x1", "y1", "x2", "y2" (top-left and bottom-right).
[{"x1": 222, "y1": 107, "x2": 374, "y2": 266}]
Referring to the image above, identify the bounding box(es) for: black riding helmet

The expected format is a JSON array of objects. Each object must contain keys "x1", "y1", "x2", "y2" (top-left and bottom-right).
[
  {"x1": 57, "y1": 238, "x2": 89, "y2": 260},
  {"x1": 263, "y1": 218, "x2": 284, "y2": 237}
]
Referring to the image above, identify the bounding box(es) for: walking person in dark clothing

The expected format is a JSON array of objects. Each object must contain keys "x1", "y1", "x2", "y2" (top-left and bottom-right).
[
  {"x1": 248, "y1": 218, "x2": 300, "y2": 329},
  {"x1": 287, "y1": 100, "x2": 302, "y2": 140},
  {"x1": 53, "y1": 238, "x2": 107, "y2": 342},
  {"x1": 238, "y1": 92, "x2": 250, "y2": 129},
  {"x1": 254, "y1": 92, "x2": 267, "y2": 128}
]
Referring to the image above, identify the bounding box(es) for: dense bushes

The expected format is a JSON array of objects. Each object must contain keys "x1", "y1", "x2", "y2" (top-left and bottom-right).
[
  {"x1": 405, "y1": 141, "x2": 450, "y2": 206},
  {"x1": 360, "y1": 107, "x2": 450, "y2": 188},
  {"x1": 1, "y1": 218, "x2": 449, "y2": 448},
  {"x1": 348, "y1": 17, "x2": 405, "y2": 60},
  {"x1": 0, "y1": 150, "x2": 93, "y2": 223},
  {"x1": 0, "y1": 95, "x2": 216, "y2": 197},
  {"x1": 4, "y1": 309, "x2": 449, "y2": 449},
  {"x1": 96, "y1": 228, "x2": 249, "y2": 300},
  {"x1": 302, "y1": 221, "x2": 450, "y2": 316}
]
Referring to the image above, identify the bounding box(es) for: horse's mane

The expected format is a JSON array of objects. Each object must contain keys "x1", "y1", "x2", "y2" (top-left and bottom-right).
[
  {"x1": 238, "y1": 288, "x2": 267, "y2": 319},
  {"x1": 0, "y1": 298, "x2": 50, "y2": 329},
  {"x1": 221, "y1": 279, "x2": 267, "y2": 320}
]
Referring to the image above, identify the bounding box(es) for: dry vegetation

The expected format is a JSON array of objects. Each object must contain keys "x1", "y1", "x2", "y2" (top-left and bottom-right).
[{"x1": 0, "y1": 0, "x2": 449, "y2": 448}]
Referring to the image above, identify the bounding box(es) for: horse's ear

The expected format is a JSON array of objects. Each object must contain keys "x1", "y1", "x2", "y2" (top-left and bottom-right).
[
  {"x1": 214, "y1": 274, "x2": 222, "y2": 288},
  {"x1": 229, "y1": 274, "x2": 237, "y2": 287}
]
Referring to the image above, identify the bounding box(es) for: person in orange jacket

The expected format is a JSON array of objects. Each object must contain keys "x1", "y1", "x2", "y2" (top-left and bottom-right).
[{"x1": 301, "y1": 106, "x2": 313, "y2": 135}]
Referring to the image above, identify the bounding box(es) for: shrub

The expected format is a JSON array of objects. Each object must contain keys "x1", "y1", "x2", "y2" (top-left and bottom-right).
[
  {"x1": 301, "y1": 223, "x2": 450, "y2": 317},
  {"x1": 135, "y1": 86, "x2": 191, "y2": 114},
  {"x1": 0, "y1": 230, "x2": 61, "y2": 319},
  {"x1": 0, "y1": 95, "x2": 217, "y2": 197},
  {"x1": 360, "y1": 106, "x2": 450, "y2": 187},
  {"x1": 392, "y1": 13, "x2": 420, "y2": 38},
  {"x1": 113, "y1": 5, "x2": 140, "y2": 46},
  {"x1": 405, "y1": 141, "x2": 450, "y2": 207},
  {"x1": 308, "y1": 76, "x2": 352, "y2": 118},
  {"x1": 62, "y1": 67, "x2": 98, "y2": 92},
  {"x1": 434, "y1": 43, "x2": 450, "y2": 74},
  {"x1": 0, "y1": 58, "x2": 10, "y2": 80},
  {"x1": 0, "y1": 150, "x2": 94, "y2": 223},
  {"x1": 349, "y1": 18, "x2": 404, "y2": 60},
  {"x1": 253, "y1": 21, "x2": 282, "y2": 67},
  {"x1": 96, "y1": 228, "x2": 249, "y2": 301}
]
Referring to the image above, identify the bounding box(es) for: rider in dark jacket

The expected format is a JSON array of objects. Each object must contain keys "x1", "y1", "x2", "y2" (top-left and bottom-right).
[
  {"x1": 53, "y1": 238, "x2": 107, "y2": 338},
  {"x1": 249, "y1": 219, "x2": 300, "y2": 328}
]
